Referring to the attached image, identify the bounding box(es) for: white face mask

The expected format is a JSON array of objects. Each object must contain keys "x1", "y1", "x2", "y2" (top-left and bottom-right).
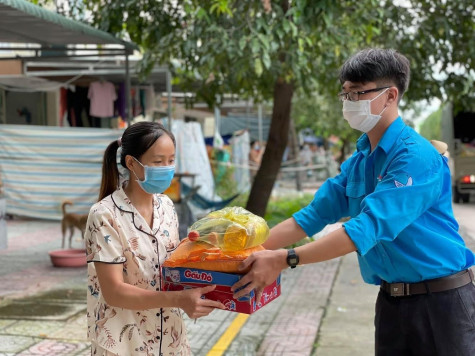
[{"x1": 342, "y1": 88, "x2": 389, "y2": 132}]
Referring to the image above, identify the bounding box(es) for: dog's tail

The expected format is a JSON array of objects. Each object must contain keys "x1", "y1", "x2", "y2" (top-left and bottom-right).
[{"x1": 61, "y1": 200, "x2": 73, "y2": 215}]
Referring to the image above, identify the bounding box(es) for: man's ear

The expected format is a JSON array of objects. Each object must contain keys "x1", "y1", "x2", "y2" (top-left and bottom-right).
[{"x1": 387, "y1": 86, "x2": 399, "y2": 105}]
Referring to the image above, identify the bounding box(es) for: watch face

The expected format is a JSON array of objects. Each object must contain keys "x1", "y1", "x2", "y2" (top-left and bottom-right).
[{"x1": 287, "y1": 249, "x2": 299, "y2": 267}]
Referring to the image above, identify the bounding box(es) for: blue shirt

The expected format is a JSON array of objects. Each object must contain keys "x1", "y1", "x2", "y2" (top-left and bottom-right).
[{"x1": 293, "y1": 117, "x2": 475, "y2": 285}]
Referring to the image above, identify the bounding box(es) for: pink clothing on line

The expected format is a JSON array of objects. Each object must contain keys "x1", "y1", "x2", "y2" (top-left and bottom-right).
[{"x1": 88, "y1": 81, "x2": 117, "y2": 118}]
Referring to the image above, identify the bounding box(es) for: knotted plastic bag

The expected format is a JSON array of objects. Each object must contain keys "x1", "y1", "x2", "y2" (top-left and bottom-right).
[{"x1": 187, "y1": 207, "x2": 269, "y2": 251}]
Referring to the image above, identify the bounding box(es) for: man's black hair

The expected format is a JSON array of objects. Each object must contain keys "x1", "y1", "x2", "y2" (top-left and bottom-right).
[{"x1": 339, "y1": 48, "x2": 411, "y2": 102}]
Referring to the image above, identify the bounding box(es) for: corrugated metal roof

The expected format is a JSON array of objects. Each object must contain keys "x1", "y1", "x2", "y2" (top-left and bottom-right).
[{"x1": 0, "y1": 0, "x2": 137, "y2": 50}]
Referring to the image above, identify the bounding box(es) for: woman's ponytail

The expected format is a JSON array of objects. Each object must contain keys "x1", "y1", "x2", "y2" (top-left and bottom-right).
[{"x1": 98, "y1": 140, "x2": 120, "y2": 201}]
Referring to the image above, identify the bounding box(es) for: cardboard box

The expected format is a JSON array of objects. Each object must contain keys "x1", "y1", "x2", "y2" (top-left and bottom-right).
[{"x1": 162, "y1": 267, "x2": 281, "y2": 314}]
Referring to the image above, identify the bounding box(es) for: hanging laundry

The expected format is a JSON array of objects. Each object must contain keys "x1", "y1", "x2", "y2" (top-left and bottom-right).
[
  {"x1": 88, "y1": 80, "x2": 117, "y2": 118},
  {"x1": 139, "y1": 88, "x2": 146, "y2": 116},
  {"x1": 230, "y1": 130, "x2": 251, "y2": 193},
  {"x1": 67, "y1": 86, "x2": 90, "y2": 127},
  {"x1": 115, "y1": 82, "x2": 126, "y2": 120},
  {"x1": 59, "y1": 87, "x2": 68, "y2": 126}
]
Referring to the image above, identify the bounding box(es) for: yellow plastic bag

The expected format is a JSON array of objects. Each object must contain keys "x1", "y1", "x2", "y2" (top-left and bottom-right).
[{"x1": 188, "y1": 207, "x2": 269, "y2": 251}]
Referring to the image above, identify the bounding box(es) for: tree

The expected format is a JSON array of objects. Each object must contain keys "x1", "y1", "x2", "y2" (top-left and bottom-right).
[
  {"x1": 380, "y1": 0, "x2": 475, "y2": 111},
  {"x1": 291, "y1": 0, "x2": 475, "y2": 162},
  {"x1": 42, "y1": 0, "x2": 474, "y2": 216},
  {"x1": 419, "y1": 108, "x2": 442, "y2": 141},
  {"x1": 72, "y1": 0, "x2": 387, "y2": 216},
  {"x1": 291, "y1": 89, "x2": 360, "y2": 164}
]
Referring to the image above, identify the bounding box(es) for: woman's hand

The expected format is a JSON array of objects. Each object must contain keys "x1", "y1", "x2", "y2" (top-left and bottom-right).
[
  {"x1": 178, "y1": 285, "x2": 225, "y2": 319},
  {"x1": 231, "y1": 249, "x2": 288, "y2": 301}
]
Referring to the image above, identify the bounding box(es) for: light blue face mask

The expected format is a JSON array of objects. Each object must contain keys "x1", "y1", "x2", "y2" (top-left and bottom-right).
[{"x1": 132, "y1": 157, "x2": 175, "y2": 194}]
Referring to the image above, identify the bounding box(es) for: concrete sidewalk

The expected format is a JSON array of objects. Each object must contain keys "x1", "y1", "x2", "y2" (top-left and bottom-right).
[
  {"x1": 314, "y1": 252, "x2": 377, "y2": 355},
  {"x1": 0, "y1": 218, "x2": 88, "y2": 355}
]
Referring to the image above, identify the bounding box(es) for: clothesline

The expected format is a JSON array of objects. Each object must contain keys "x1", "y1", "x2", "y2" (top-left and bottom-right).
[{"x1": 209, "y1": 159, "x2": 327, "y2": 173}]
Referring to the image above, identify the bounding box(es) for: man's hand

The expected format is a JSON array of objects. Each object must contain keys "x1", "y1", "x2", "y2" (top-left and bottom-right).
[
  {"x1": 178, "y1": 285, "x2": 225, "y2": 319},
  {"x1": 231, "y1": 249, "x2": 288, "y2": 300}
]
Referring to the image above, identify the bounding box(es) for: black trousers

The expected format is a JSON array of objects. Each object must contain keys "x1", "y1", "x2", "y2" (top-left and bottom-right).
[{"x1": 375, "y1": 282, "x2": 475, "y2": 356}]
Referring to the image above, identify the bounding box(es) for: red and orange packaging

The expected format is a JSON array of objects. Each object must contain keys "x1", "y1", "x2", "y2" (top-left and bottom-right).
[{"x1": 162, "y1": 266, "x2": 281, "y2": 314}]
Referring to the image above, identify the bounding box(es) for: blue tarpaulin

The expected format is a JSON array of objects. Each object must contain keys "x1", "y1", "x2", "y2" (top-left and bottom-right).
[{"x1": 0, "y1": 124, "x2": 123, "y2": 220}]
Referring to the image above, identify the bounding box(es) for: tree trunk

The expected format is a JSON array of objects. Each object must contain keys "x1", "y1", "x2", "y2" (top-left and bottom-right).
[
  {"x1": 339, "y1": 137, "x2": 349, "y2": 165},
  {"x1": 246, "y1": 79, "x2": 294, "y2": 217}
]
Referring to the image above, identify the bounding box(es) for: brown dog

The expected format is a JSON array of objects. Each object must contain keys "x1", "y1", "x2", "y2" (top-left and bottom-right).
[{"x1": 61, "y1": 200, "x2": 88, "y2": 249}]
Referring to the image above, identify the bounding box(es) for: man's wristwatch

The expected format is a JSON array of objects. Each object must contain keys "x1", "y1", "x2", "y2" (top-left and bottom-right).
[{"x1": 286, "y1": 249, "x2": 299, "y2": 269}]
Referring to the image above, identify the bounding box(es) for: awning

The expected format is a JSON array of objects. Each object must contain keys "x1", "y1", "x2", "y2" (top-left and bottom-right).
[
  {"x1": 0, "y1": 76, "x2": 65, "y2": 92},
  {"x1": 0, "y1": 0, "x2": 136, "y2": 51}
]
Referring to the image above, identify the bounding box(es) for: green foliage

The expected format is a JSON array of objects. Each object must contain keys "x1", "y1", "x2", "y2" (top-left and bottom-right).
[
  {"x1": 229, "y1": 191, "x2": 313, "y2": 228},
  {"x1": 291, "y1": 88, "x2": 360, "y2": 154},
  {"x1": 264, "y1": 193, "x2": 315, "y2": 248},
  {"x1": 209, "y1": 148, "x2": 239, "y2": 199},
  {"x1": 419, "y1": 107, "x2": 442, "y2": 141},
  {"x1": 379, "y1": 0, "x2": 475, "y2": 110},
  {"x1": 73, "y1": 0, "x2": 387, "y2": 108},
  {"x1": 289, "y1": 0, "x2": 475, "y2": 144},
  {"x1": 264, "y1": 194, "x2": 313, "y2": 228},
  {"x1": 213, "y1": 163, "x2": 238, "y2": 199},
  {"x1": 227, "y1": 192, "x2": 248, "y2": 209}
]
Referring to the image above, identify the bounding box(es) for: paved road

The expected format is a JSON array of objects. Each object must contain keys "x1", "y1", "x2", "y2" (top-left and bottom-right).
[{"x1": 453, "y1": 200, "x2": 475, "y2": 239}]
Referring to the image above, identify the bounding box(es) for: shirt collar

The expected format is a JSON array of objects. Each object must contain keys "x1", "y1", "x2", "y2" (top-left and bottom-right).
[
  {"x1": 111, "y1": 184, "x2": 135, "y2": 213},
  {"x1": 356, "y1": 116, "x2": 405, "y2": 155},
  {"x1": 111, "y1": 183, "x2": 159, "y2": 214},
  {"x1": 111, "y1": 183, "x2": 161, "y2": 236},
  {"x1": 377, "y1": 116, "x2": 405, "y2": 153},
  {"x1": 356, "y1": 134, "x2": 370, "y2": 155}
]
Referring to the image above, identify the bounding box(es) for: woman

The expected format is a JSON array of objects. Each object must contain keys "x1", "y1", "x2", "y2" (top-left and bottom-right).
[{"x1": 85, "y1": 121, "x2": 224, "y2": 355}]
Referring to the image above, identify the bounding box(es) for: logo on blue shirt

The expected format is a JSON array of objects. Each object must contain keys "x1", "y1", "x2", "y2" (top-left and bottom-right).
[{"x1": 394, "y1": 175, "x2": 413, "y2": 188}]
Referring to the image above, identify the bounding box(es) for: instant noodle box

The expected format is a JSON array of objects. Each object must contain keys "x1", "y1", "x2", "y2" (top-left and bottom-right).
[{"x1": 162, "y1": 266, "x2": 281, "y2": 314}]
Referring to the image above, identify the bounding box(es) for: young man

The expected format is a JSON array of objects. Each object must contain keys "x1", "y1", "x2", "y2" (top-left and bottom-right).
[{"x1": 232, "y1": 48, "x2": 475, "y2": 355}]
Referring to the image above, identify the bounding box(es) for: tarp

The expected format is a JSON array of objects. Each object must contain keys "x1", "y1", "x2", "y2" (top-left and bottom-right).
[
  {"x1": 0, "y1": 124, "x2": 123, "y2": 220},
  {"x1": 0, "y1": 121, "x2": 219, "y2": 221},
  {"x1": 219, "y1": 115, "x2": 271, "y2": 142},
  {"x1": 172, "y1": 120, "x2": 216, "y2": 202},
  {"x1": 230, "y1": 130, "x2": 251, "y2": 193}
]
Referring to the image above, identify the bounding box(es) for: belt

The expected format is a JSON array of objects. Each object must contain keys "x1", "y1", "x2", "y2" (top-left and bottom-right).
[{"x1": 380, "y1": 269, "x2": 474, "y2": 297}]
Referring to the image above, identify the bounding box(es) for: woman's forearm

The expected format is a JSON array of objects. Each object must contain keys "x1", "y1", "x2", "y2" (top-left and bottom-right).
[{"x1": 100, "y1": 281, "x2": 183, "y2": 310}]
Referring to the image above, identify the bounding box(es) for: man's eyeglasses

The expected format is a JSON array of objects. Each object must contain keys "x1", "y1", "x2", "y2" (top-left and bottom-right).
[{"x1": 338, "y1": 86, "x2": 390, "y2": 102}]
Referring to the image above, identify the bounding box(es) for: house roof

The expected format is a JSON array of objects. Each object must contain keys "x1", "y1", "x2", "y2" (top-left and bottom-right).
[{"x1": 0, "y1": 0, "x2": 136, "y2": 51}]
